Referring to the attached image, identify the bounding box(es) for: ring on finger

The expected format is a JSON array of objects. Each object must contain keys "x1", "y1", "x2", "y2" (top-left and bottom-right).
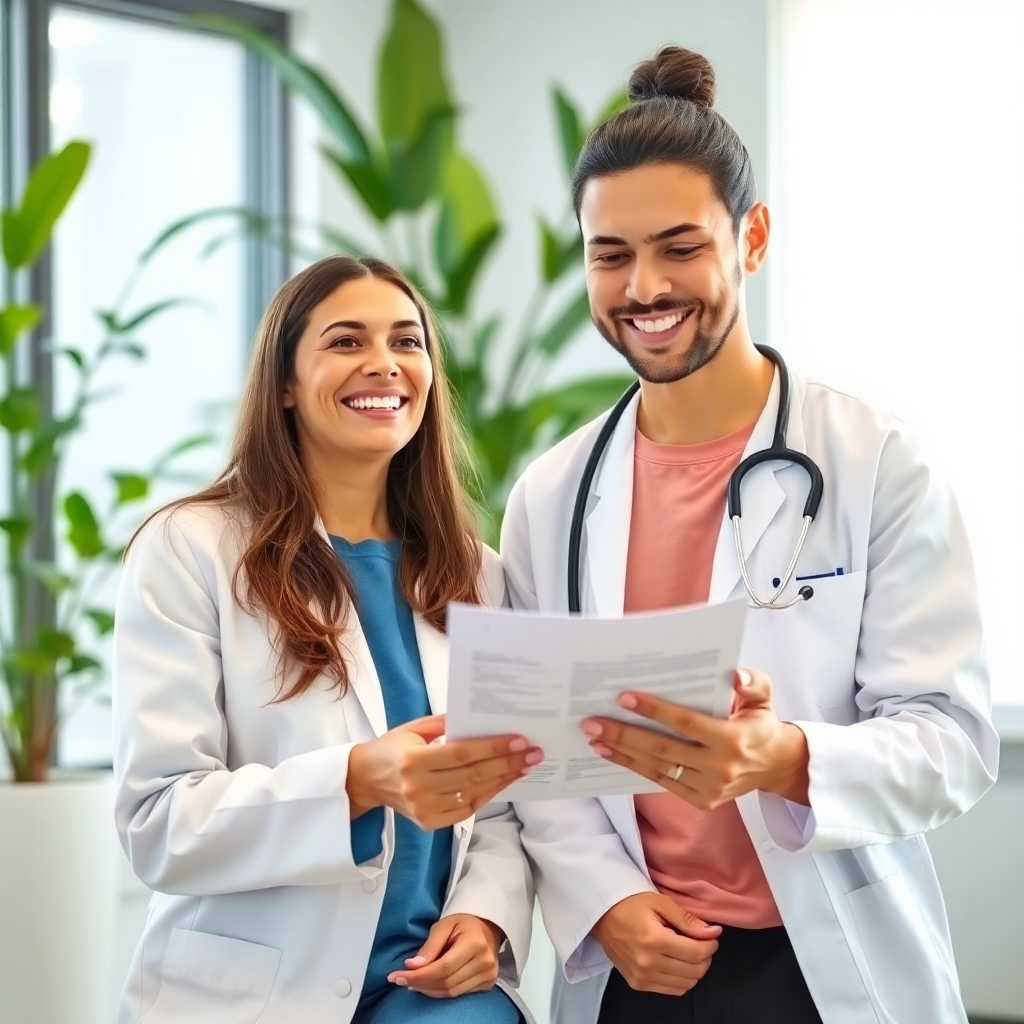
[
  {"x1": 455, "y1": 791, "x2": 464, "y2": 805},
  {"x1": 667, "y1": 763, "x2": 685, "y2": 782}
]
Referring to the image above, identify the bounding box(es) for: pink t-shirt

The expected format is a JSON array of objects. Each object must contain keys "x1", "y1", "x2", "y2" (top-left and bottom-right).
[{"x1": 625, "y1": 423, "x2": 783, "y2": 929}]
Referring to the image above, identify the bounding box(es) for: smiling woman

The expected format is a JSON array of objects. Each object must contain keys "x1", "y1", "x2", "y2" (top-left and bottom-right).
[{"x1": 110, "y1": 255, "x2": 538, "y2": 1024}]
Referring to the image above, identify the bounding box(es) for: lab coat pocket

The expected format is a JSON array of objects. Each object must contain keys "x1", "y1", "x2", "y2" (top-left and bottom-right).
[
  {"x1": 770, "y1": 569, "x2": 866, "y2": 709},
  {"x1": 846, "y1": 874, "x2": 956, "y2": 1024},
  {"x1": 141, "y1": 927, "x2": 281, "y2": 1024}
]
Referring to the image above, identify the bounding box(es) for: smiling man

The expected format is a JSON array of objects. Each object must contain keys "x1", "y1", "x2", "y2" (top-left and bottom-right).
[{"x1": 502, "y1": 46, "x2": 998, "y2": 1024}]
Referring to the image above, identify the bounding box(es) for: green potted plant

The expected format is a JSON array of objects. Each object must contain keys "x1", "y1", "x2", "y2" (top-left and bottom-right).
[{"x1": 0, "y1": 141, "x2": 212, "y2": 1024}]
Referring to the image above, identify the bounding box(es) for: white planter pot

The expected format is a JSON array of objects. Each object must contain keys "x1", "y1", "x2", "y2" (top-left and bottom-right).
[{"x1": 0, "y1": 771, "x2": 119, "y2": 1024}]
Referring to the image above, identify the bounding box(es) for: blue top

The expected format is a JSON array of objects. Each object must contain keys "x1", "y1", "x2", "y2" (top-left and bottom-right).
[
  {"x1": 333, "y1": 538, "x2": 453, "y2": 997},
  {"x1": 334, "y1": 536, "x2": 518, "y2": 1024}
]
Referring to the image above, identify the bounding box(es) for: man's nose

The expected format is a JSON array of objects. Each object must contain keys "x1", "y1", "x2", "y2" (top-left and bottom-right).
[{"x1": 626, "y1": 257, "x2": 672, "y2": 307}]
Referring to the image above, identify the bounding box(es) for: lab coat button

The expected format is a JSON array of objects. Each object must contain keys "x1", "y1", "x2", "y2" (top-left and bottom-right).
[
  {"x1": 362, "y1": 877, "x2": 378, "y2": 893},
  {"x1": 334, "y1": 979, "x2": 353, "y2": 998}
]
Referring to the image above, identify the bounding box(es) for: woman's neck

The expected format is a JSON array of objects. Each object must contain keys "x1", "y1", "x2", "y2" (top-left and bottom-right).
[{"x1": 304, "y1": 449, "x2": 392, "y2": 542}]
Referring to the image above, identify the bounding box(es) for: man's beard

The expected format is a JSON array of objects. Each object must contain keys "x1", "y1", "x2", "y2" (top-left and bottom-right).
[{"x1": 594, "y1": 264, "x2": 742, "y2": 384}]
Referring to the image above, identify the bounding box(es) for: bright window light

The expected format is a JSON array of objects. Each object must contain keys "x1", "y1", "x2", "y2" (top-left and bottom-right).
[
  {"x1": 770, "y1": 0, "x2": 1024, "y2": 705},
  {"x1": 49, "y1": 13, "x2": 102, "y2": 50}
]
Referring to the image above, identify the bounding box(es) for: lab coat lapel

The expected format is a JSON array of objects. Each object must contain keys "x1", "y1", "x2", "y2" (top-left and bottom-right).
[
  {"x1": 414, "y1": 614, "x2": 449, "y2": 716},
  {"x1": 708, "y1": 369, "x2": 788, "y2": 603},
  {"x1": 584, "y1": 391, "x2": 640, "y2": 616},
  {"x1": 314, "y1": 516, "x2": 389, "y2": 736}
]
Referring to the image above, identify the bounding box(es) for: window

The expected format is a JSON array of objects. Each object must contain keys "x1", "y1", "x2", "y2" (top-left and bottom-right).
[
  {"x1": 2, "y1": 0, "x2": 288, "y2": 766},
  {"x1": 770, "y1": 0, "x2": 1024, "y2": 708}
]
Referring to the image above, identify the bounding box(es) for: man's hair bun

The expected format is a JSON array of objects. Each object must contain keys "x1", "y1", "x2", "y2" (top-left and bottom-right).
[{"x1": 627, "y1": 46, "x2": 716, "y2": 108}]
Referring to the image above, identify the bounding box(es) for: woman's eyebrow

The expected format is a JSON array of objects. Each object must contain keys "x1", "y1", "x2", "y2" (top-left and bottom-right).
[
  {"x1": 391, "y1": 320, "x2": 422, "y2": 330},
  {"x1": 319, "y1": 319, "x2": 364, "y2": 336}
]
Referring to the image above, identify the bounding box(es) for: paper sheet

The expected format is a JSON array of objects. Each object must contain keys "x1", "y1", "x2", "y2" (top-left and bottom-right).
[{"x1": 445, "y1": 599, "x2": 747, "y2": 800}]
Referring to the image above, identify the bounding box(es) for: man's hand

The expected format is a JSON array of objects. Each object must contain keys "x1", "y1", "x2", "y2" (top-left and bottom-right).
[
  {"x1": 386, "y1": 914, "x2": 505, "y2": 998},
  {"x1": 347, "y1": 716, "x2": 543, "y2": 830},
  {"x1": 592, "y1": 892, "x2": 721, "y2": 996},
  {"x1": 582, "y1": 669, "x2": 810, "y2": 810}
]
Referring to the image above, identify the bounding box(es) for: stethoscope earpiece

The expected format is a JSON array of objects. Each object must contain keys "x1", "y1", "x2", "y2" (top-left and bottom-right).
[{"x1": 798, "y1": 585, "x2": 814, "y2": 602}]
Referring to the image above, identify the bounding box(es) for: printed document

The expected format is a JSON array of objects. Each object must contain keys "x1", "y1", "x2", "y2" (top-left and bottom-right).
[{"x1": 445, "y1": 600, "x2": 747, "y2": 800}]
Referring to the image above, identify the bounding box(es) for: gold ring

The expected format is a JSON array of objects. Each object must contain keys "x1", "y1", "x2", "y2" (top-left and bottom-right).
[
  {"x1": 668, "y1": 764, "x2": 684, "y2": 782},
  {"x1": 455, "y1": 791, "x2": 464, "y2": 805}
]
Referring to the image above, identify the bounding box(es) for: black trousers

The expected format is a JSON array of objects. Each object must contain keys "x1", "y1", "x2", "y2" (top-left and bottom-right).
[{"x1": 596, "y1": 925, "x2": 823, "y2": 1024}]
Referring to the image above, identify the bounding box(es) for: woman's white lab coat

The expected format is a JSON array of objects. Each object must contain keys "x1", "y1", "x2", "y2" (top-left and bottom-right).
[
  {"x1": 112, "y1": 504, "x2": 535, "y2": 1024},
  {"x1": 501, "y1": 370, "x2": 998, "y2": 1024}
]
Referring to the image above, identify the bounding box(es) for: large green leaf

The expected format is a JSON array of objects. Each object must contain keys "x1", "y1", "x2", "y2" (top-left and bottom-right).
[
  {"x1": 0, "y1": 516, "x2": 31, "y2": 551},
  {"x1": 440, "y1": 223, "x2": 501, "y2": 315},
  {"x1": 435, "y1": 151, "x2": 499, "y2": 282},
  {"x1": 0, "y1": 304, "x2": 42, "y2": 356},
  {"x1": 378, "y1": 0, "x2": 451, "y2": 151},
  {"x1": 36, "y1": 628, "x2": 75, "y2": 660},
  {"x1": 322, "y1": 148, "x2": 396, "y2": 223},
  {"x1": 2, "y1": 141, "x2": 90, "y2": 268},
  {"x1": 552, "y1": 88, "x2": 584, "y2": 177},
  {"x1": 189, "y1": 16, "x2": 372, "y2": 165},
  {"x1": 532, "y1": 288, "x2": 592, "y2": 356},
  {"x1": 0, "y1": 387, "x2": 41, "y2": 433},
  {"x1": 389, "y1": 107, "x2": 456, "y2": 212},
  {"x1": 23, "y1": 563, "x2": 73, "y2": 598},
  {"x1": 111, "y1": 472, "x2": 149, "y2": 505},
  {"x1": 539, "y1": 218, "x2": 583, "y2": 283},
  {"x1": 85, "y1": 608, "x2": 115, "y2": 636},
  {"x1": 63, "y1": 492, "x2": 104, "y2": 558}
]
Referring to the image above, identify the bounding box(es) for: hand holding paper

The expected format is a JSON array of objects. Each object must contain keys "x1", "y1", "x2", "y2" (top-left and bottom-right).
[{"x1": 445, "y1": 599, "x2": 747, "y2": 800}]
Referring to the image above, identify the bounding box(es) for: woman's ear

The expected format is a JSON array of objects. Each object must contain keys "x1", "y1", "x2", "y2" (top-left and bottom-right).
[{"x1": 282, "y1": 385, "x2": 295, "y2": 409}]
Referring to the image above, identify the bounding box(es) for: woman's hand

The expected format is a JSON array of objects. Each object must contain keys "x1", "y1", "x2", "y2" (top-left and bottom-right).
[
  {"x1": 386, "y1": 914, "x2": 505, "y2": 997},
  {"x1": 346, "y1": 715, "x2": 542, "y2": 830}
]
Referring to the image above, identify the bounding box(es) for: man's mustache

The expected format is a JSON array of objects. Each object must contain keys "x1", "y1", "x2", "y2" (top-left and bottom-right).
[{"x1": 607, "y1": 299, "x2": 698, "y2": 319}]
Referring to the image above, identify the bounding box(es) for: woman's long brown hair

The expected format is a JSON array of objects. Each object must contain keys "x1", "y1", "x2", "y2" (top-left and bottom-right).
[{"x1": 134, "y1": 255, "x2": 482, "y2": 698}]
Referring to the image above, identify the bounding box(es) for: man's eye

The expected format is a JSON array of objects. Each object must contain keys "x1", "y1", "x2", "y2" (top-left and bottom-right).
[
  {"x1": 669, "y1": 246, "x2": 699, "y2": 257},
  {"x1": 595, "y1": 253, "x2": 628, "y2": 265}
]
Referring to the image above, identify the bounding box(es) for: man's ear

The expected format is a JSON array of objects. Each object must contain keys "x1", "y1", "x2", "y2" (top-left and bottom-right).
[{"x1": 741, "y1": 202, "x2": 770, "y2": 273}]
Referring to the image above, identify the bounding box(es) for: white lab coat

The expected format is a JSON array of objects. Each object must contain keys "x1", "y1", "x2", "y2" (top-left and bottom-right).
[
  {"x1": 113, "y1": 504, "x2": 535, "y2": 1024},
  {"x1": 502, "y1": 369, "x2": 998, "y2": 1024}
]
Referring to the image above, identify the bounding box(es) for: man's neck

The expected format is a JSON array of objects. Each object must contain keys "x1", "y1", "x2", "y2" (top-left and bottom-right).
[{"x1": 636, "y1": 334, "x2": 774, "y2": 446}]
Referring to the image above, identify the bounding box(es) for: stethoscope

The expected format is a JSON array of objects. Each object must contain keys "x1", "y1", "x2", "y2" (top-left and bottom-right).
[{"x1": 567, "y1": 345, "x2": 824, "y2": 614}]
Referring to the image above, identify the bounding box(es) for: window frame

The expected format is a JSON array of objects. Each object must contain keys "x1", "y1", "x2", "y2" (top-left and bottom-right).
[{"x1": 0, "y1": 0, "x2": 289, "y2": 583}]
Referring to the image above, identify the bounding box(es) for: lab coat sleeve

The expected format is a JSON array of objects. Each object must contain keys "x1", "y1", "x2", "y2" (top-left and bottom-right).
[
  {"x1": 113, "y1": 513, "x2": 388, "y2": 895},
  {"x1": 444, "y1": 801, "x2": 535, "y2": 985},
  {"x1": 501, "y1": 477, "x2": 655, "y2": 983},
  {"x1": 759, "y1": 425, "x2": 999, "y2": 853}
]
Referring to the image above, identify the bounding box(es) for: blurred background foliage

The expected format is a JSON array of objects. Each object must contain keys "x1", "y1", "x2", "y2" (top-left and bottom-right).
[
  {"x1": 181, "y1": 0, "x2": 632, "y2": 541},
  {"x1": 1, "y1": 143, "x2": 212, "y2": 780}
]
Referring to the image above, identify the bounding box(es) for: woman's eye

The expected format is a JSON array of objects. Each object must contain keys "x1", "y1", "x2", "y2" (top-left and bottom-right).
[
  {"x1": 328, "y1": 335, "x2": 359, "y2": 349},
  {"x1": 394, "y1": 335, "x2": 424, "y2": 349}
]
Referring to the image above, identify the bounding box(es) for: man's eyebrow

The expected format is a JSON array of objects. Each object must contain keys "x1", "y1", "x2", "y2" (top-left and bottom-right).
[
  {"x1": 319, "y1": 318, "x2": 422, "y2": 337},
  {"x1": 586, "y1": 223, "x2": 706, "y2": 247},
  {"x1": 647, "y1": 222, "x2": 705, "y2": 243}
]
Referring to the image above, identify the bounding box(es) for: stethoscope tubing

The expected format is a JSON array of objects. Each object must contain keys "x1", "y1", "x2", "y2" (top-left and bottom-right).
[{"x1": 566, "y1": 345, "x2": 822, "y2": 614}]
